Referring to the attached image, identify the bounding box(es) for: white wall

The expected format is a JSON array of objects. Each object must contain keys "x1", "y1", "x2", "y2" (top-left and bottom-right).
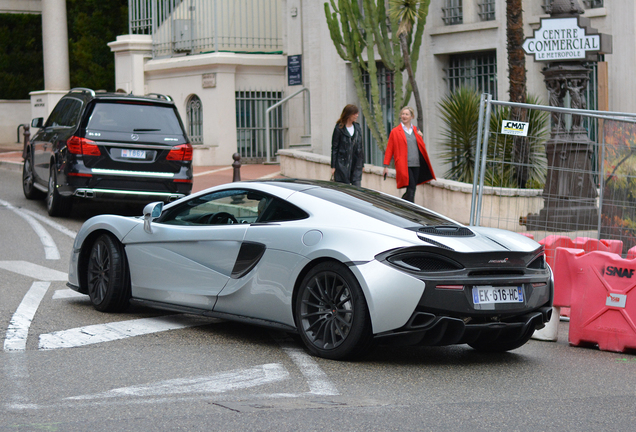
[{"x1": 0, "y1": 100, "x2": 31, "y2": 143}]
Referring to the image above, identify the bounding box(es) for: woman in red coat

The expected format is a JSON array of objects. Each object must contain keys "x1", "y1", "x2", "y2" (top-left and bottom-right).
[{"x1": 382, "y1": 106, "x2": 435, "y2": 202}]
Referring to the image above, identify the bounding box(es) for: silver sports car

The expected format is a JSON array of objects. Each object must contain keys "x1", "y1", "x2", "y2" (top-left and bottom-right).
[{"x1": 68, "y1": 179, "x2": 553, "y2": 360}]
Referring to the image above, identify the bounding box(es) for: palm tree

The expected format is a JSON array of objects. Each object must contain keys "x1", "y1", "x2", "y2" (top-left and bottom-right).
[
  {"x1": 506, "y1": 0, "x2": 529, "y2": 187},
  {"x1": 389, "y1": 0, "x2": 430, "y2": 132}
]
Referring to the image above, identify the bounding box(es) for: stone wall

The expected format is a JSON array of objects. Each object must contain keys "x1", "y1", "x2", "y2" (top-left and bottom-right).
[{"x1": 278, "y1": 149, "x2": 544, "y2": 231}]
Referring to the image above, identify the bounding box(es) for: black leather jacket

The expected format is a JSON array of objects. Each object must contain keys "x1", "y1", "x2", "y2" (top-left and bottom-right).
[{"x1": 330, "y1": 122, "x2": 364, "y2": 186}]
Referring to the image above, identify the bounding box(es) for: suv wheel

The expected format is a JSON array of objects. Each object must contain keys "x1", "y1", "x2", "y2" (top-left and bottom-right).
[
  {"x1": 22, "y1": 153, "x2": 45, "y2": 200},
  {"x1": 47, "y1": 166, "x2": 72, "y2": 217}
]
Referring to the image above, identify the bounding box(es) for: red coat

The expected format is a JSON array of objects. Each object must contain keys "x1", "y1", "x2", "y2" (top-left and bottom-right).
[{"x1": 383, "y1": 125, "x2": 435, "y2": 189}]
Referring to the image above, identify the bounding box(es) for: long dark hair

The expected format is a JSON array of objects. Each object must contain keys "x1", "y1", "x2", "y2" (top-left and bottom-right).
[{"x1": 336, "y1": 104, "x2": 359, "y2": 128}]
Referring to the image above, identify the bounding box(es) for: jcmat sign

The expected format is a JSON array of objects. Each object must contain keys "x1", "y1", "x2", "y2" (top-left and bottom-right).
[{"x1": 523, "y1": 17, "x2": 605, "y2": 61}]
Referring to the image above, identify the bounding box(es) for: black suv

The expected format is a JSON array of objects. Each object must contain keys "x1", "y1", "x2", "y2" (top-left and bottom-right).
[{"x1": 22, "y1": 88, "x2": 193, "y2": 216}]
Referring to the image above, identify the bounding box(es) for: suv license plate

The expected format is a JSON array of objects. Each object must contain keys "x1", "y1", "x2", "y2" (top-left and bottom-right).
[
  {"x1": 121, "y1": 149, "x2": 146, "y2": 159},
  {"x1": 472, "y1": 286, "x2": 524, "y2": 305}
]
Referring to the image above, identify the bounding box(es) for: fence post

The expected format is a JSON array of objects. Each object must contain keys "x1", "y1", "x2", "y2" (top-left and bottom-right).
[
  {"x1": 22, "y1": 124, "x2": 30, "y2": 160},
  {"x1": 232, "y1": 152, "x2": 241, "y2": 182}
]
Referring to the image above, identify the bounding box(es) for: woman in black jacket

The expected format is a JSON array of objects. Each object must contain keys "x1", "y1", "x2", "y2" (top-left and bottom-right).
[{"x1": 331, "y1": 104, "x2": 364, "y2": 186}]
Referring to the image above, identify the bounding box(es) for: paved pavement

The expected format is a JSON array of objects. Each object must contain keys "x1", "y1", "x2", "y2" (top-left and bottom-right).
[{"x1": 0, "y1": 142, "x2": 282, "y2": 193}]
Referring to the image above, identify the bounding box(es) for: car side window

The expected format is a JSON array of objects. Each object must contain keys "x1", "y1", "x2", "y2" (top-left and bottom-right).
[
  {"x1": 45, "y1": 99, "x2": 69, "y2": 128},
  {"x1": 158, "y1": 189, "x2": 265, "y2": 226},
  {"x1": 257, "y1": 197, "x2": 308, "y2": 223},
  {"x1": 58, "y1": 99, "x2": 82, "y2": 127}
]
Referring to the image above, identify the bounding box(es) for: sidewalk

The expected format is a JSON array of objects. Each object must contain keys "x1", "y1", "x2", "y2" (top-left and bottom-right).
[{"x1": 0, "y1": 143, "x2": 282, "y2": 193}]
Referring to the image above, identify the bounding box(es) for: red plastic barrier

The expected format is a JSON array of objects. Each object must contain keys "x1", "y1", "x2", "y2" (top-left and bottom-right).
[
  {"x1": 520, "y1": 233, "x2": 535, "y2": 240},
  {"x1": 539, "y1": 235, "x2": 575, "y2": 268},
  {"x1": 572, "y1": 237, "x2": 623, "y2": 255},
  {"x1": 540, "y1": 236, "x2": 623, "y2": 318},
  {"x1": 559, "y1": 249, "x2": 636, "y2": 353},
  {"x1": 627, "y1": 246, "x2": 636, "y2": 260}
]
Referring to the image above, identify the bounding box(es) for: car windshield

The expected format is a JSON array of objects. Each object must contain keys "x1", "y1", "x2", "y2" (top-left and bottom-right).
[
  {"x1": 86, "y1": 101, "x2": 184, "y2": 135},
  {"x1": 302, "y1": 184, "x2": 457, "y2": 228}
]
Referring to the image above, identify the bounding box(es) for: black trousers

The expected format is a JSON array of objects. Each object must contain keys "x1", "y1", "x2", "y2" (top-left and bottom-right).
[{"x1": 401, "y1": 166, "x2": 419, "y2": 203}]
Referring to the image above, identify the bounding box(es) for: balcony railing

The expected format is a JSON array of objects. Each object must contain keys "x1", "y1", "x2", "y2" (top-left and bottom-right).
[{"x1": 129, "y1": 0, "x2": 283, "y2": 58}]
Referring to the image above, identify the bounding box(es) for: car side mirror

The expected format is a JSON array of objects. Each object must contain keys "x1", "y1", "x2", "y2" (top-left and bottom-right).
[
  {"x1": 143, "y1": 201, "x2": 164, "y2": 233},
  {"x1": 31, "y1": 118, "x2": 44, "y2": 128}
]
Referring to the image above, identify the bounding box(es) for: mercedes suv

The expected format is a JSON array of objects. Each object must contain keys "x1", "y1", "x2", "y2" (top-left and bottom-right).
[{"x1": 22, "y1": 88, "x2": 193, "y2": 216}]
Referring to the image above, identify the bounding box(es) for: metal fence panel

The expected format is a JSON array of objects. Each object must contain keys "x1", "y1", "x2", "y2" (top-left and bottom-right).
[
  {"x1": 236, "y1": 90, "x2": 283, "y2": 163},
  {"x1": 129, "y1": 0, "x2": 283, "y2": 58},
  {"x1": 472, "y1": 95, "x2": 636, "y2": 256}
]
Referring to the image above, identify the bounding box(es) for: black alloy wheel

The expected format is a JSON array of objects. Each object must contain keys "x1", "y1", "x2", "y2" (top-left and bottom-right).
[
  {"x1": 22, "y1": 153, "x2": 44, "y2": 200},
  {"x1": 295, "y1": 261, "x2": 373, "y2": 360},
  {"x1": 87, "y1": 234, "x2": 131, "y2": 312},
  {"x1": 46, "y1": 165, "x2": 72, "y2": 217}
]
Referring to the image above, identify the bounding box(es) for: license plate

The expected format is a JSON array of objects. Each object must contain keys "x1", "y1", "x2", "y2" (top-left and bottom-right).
[
  {"x1": 121, "y1": 149, "x2": 146, "y2": 159},
  {"x1": 472, "y1": 286, "x2": 524, "y2": 305}
]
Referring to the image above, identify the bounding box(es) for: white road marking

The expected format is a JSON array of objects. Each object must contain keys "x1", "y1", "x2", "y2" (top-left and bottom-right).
[
  {"x1": 20, "y1": 208, "x2": 77, "y2": 238},
  {"x1": 0, "y1": 199, "x2": 60, "y2": 260},
  {"x1": 271, "y1": 333, "x2": 339, "y2": 396},
  {"x1": 39, "y1": 315, "x2": 210, "y2": 350},
  {"x1": 4, "y1": 282, "x2": 51, "y2": 352},
  {"x1": 279, "y1": 344, "x2": 339, "y2": 396},
  {"x1": 0, "y1": 260, "x2": 67, "y2": 281},
  {"x1": 52, "y1": 288, "x2": 86, "y2": 299},
  {"x1": 66, "y1": 363, "x2": 289, "y2": 400},
  {"x1": 193, "y1": 166, "x2": 232, "y2": 177},
  {"x1": 258, "y1": 171, "x2": 281, "y2": 179}
]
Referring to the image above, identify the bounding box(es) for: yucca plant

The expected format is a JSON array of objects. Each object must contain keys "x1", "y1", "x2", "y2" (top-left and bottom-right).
[
  {"x1": 439, "y1": 88, "x2": 549, "y2": 188},
  {"x1": 438, "y1": 87, "x2": 482, "y2": 184}
]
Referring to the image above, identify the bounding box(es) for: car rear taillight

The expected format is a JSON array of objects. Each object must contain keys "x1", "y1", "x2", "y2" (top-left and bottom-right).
[
  {"x1": 166, "y1": 143, "x2": 193, "y2": 161},
  {"x1": 67, "y1": 136, "x2": 101, "y2": 156}
]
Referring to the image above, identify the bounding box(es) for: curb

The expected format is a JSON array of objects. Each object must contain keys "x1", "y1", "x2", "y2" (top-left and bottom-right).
[{"x1": 0, "y1": 160, "x2": 23, "y2": 173}]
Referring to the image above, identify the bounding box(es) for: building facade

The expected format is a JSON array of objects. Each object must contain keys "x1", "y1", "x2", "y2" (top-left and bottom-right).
[{"x1": 112, "y1": 1, "x2": 624, "y2": 175}]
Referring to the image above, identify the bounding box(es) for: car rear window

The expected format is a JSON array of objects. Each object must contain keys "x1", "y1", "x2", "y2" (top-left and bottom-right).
[
  {"x1": 86, "y1": 101, "x2": 184, "y2": 135},
  {"x1": 302, "y1": 185, "x2": 456, "y2": 229}
]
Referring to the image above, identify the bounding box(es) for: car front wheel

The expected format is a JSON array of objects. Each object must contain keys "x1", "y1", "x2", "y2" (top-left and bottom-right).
[
  {"x1": 22, "y1": 153, "x2": 44, "y2": 200},
  {"x1": 295, "y1": 261, "x2": 373, "y2": 360},
  {"x1": 87, "y1": 233, "x2": 131, "y2": 312}
]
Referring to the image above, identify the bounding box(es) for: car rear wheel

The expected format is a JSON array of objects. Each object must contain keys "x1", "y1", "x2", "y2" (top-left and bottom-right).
[
  {"x1": 22, "y1": 153, "x2": 44, "y2": 200},
  {"x1": 295, "y1": 262, "x2": 373, "y2": 360},
  {"x1": 46, "y1": 166, "x2": 72, "y2": 217},
  {"x1": 87, "y1": 233, "x2": 131, "y2": 312}
]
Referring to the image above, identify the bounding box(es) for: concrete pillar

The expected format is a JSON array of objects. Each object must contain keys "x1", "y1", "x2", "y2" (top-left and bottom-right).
[
  {"x1": 41, "y1": 0, "x2": 70, "y2": 90},
  {"x1": 108, "y1": 35, "x2": 153, "y2": 95}
]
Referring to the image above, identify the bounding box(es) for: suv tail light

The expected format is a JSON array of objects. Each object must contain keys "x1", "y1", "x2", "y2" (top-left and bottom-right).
[
  {"x1": 67, "y1": 136, "x2": 101, "y2": 156},
  {"x1": 166, "y1": 143, "x2": 193, "y2": 161}
]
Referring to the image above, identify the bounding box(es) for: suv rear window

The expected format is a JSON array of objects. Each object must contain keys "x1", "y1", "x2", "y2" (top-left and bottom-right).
[{"x1": 86, "y1": 101, "x2": 184, "y2": 135}]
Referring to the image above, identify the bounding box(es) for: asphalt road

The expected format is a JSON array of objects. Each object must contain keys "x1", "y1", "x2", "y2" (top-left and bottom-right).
[{"x1": 1, "y1": 167, "x2": 636, "y2": 432}]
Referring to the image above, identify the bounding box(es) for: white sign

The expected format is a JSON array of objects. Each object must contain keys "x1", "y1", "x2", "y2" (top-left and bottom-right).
[
  {"x1": 522, "y1": 17, "x2": 600, "y2": 61},
  {"x1": 501, "y1": 120, "x2": 529, "y2": 136},
  {"x1": 202, "y1": 73, "x2": 216, "y2": 88},
  {"x1": 606, "y1": 293, "x2": 627, "y2": 309}
]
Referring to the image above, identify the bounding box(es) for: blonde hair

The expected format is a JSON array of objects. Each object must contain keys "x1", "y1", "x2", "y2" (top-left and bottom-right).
[{"x1": 401, "y1": 106, "x2": 415, "y2": 118}]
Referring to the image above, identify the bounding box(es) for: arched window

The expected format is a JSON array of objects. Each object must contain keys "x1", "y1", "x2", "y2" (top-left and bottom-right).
[{"x1": 186, "y1": 94, "x2": 203, "y2": 144}]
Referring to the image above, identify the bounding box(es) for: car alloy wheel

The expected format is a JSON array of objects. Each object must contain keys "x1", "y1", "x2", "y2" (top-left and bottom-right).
[
  {"x1": 296, "y1": 262, "x2": 372, "y2": 359},
  {"x1": 87, "y1": 234, "x2": 130, "y2": 312},
  {"x1": 22, "y1": 155, "x2": 44, "y2": 199}
]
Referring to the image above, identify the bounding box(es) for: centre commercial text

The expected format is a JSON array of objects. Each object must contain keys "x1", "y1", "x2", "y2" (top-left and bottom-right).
[{"x1": 526, "y1": 28, "x2": 599, "y2": 59}]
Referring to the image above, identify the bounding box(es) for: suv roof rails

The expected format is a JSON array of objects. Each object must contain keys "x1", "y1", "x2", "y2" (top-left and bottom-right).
[
  {"x1": 145, "y1": 93, "x2": 173, "y2": 102},
  {"x1": 69, "y1": 87, "x2": 96, "y2": 97}
]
